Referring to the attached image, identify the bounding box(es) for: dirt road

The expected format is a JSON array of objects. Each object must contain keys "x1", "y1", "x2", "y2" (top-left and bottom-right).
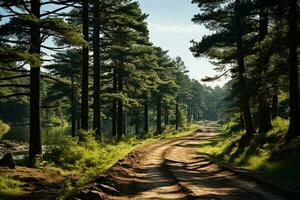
[{"x1": 77, "y1": 123, "x2": 298, "y2": 200}]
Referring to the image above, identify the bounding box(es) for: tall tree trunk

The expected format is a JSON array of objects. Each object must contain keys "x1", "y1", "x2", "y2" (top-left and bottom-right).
[
  {"x1": 71, "y1": 74, "x2": 76, "y2": 137},
  {"x1": 187, "y1": 106, "x2": 192, "y2": 122},
  {"x1": 123, "y1": 111, "x2": 126, "y2": 136},
  {"x1": 117, "y1": 72, "x2": 123, "y2": 139},
  {"x1": 258, "y1": 3, "x2": 272, "y2": 133},
  {"x1": 235, "y1": 0, "x2": 256, "y2": 135},
  {"x1": 135, "y1": 110, "x2": 139, "y2": 135},
  {"x1": 286, "y1": 0, "x2": 300, "y2": 142},
  {"x1": 29, "y1": 0, "x2": 42, "y2": 166},
  {"x1": 193, "y1": 109, "x2": 196, "y2": 122},
  {"x1": 156, "y1": 96, "x2": 162, "y2": 134},
  {"x1": 144, "y1": 97, "x2": 149, "y2": 133},
  {"x1": 271, "y1": 92, "x2": 278, "y2": 119},
  {"x1": 81, "y1": 0, "x2": 89, "y2": 130},
  {"x1": 175, "y1": 97, "x2": 179, "y2": 130},
  {"x1": 240, "y1": 106, "x2": 245, "y2": 130},
  {"x1": 164, "y1": 103, "x2": 169, "y2": 125},
  {"x1": 112, "y1": 67, "x2": 117, "y2": 138},
  {"x1": 93, "y1": 0, "x2": 101, "y2": 138}
]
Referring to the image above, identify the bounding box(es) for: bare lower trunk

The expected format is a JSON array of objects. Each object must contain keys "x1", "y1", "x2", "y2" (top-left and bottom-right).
[
  {"x1": 93, "y1": 0, "x2": 101, "y2": 138},
  {"x1": 235, "y1": 0, "x2": 256, "y2": 136},
  {"x1": 117, "y1": 72, "x2": 123, "y2": 139},
  {"x1": 258, "y1": 2, "x2": 272, "y2": 133},
  {"x1": 135, "y1": 111, "x2": 139, "y2": 135},
  {"x1": 271, "y1": 93, "x2": 278, "y2": 119},
  {"x1": 258, "y1": 97, "x2": 272, "y2": 133},
  {"x1": 164, "y1": 104, "x2": 169, "y2": 125},
  {"x1": 112, "y1": 67, "x2": 117, "y2": 138},
  {"x1": 81, "y1": 0, "x2": 89, "y2": 130},
  {"x1": 175, "y1": 97, "x2": 179, "y2": 130},
  {"x1": 286, "y1": 0, "x2": 300, "y2": 142},
  {"x1": 71, "y1": 75, "x2": 76, "y2": 137},
  {"x1": 156, "y1": 97, "x2": 162, "y2": 134},
  {"x1": 29, "y1": 0, "x2": 42, "y2": 166},
  {"x1": 144, "y1": 98, "x2": 149, "y2": 133}
]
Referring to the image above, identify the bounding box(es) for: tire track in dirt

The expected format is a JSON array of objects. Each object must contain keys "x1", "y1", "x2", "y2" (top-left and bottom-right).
[
  {"x1": 164, "y1": 131, "x2": 291, "y2": 200},
  {"x1": 76, "y1": 123, "x2": 298, "y2": 200}
]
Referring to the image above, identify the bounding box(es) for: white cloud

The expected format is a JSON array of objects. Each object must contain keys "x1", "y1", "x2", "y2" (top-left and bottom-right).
[{"x1": 148, "y1": 22, "x2": 207, "y2": 35}]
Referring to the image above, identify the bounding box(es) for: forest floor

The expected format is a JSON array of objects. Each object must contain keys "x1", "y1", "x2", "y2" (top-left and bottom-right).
[{"x1": 3, "y1": 123, "x2": 300, "y2": 200}]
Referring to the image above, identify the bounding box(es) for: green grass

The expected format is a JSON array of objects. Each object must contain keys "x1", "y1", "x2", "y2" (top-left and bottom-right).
[
  {"x1": 0, "y1": 175, "x2": 25, "y2": 198},
  {"x1": 199, "y1": 117, "x2": 300, "y2": 189},
  {"x1": 45, "y1": 124, "x2": 196, "y2": 199},
  {"x1": 0, "y1": 124, "x2": 196, "y2": 199}
]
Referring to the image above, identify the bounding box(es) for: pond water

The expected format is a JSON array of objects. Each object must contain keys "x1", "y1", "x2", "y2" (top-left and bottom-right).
[{"x1": 2, "y1": 125, "x2": 71, "y2": 145}]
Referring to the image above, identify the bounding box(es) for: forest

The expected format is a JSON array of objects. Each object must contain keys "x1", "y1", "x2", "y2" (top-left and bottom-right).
[{"x1": 0, "y1": 0, "x2": 299, "y2": 199}]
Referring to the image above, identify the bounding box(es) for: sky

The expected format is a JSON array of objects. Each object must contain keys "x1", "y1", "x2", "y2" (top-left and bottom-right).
[{"x1": 137, "y1": 0, "x2": 228, "y2": 87}]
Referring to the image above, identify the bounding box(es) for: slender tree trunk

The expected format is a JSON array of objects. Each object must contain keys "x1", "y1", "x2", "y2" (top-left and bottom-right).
[
  {"x1": 193, "y1": 109, "x2": 196, "y2": 122},
  {"x1": 135, "y1": 111, "x2": 139, "y2": 135},
  {"x1": 81, "y1": 0, "x2": 89, "y2": 130},
  {"x1": 93, "y1": 0, "x2": 101, "y2": 138},
  {"x1": 175, "y1": 97, "x2": 179, "y2": 130},
  {"x1": 164, "y1": 103, "x2": 169, "y2": 125},
  {"x1": 123, "y1": 111, "x2": 126, "y2": 136},
  {"x1": 29, "y1": 0, "x2": 42, "y2": 166},
  {"x1": 117, "y1": 72, "x2": 123, "y2": 139},
  {"x1": 258, "y1": 4, "x2": 272, "y2": 133},
  {"x1": 240, "y1": 106, "x2": 245, "y2": 130},
  {"x1": 112, "y1": 67, "x2": 117, "y2": 138},
  {"x1": 272, "y1": 92, "x2": 278, "y2": 119},
  {"x1": 71, "y1": 74, "x2": 76, "y2": 137},
  {"x1": 77, "y1": 118, "x2": 81, "y2": 130},
  {"x1": 144, "y1": 97, "x2": 149, "y2": 133},
  {"x1": 156, "y1": 96, "x2": 162, "y2": 134},
  {"x1": 187, "y1": 106, "x2": 192, "y2": 122},
  {"x1": 235, "y1": 0, "x2": 256, "y2": 136},
  {"x1": 286, "y1": 0, "x2": 300, "y2": 142}
]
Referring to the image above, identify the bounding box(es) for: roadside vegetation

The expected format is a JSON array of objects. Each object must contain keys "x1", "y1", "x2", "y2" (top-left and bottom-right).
[
  {"x1": 0, "y1": 121, "x2": 9, "y2": 139},
  {"x1": 199, "y1": 117, "x2": 300, "y2": 189},
  {"x1": 0, "y1": 125, "x2": 196, "y2": 199}
]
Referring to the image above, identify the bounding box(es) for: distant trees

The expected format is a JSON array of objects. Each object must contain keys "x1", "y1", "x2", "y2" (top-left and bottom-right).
[
  {"x1": 0, "y1": 0, "x2": 225, "y2": 167},
  {"x1": 191, "y1": 0, "x2": 300, "y2": 143}
]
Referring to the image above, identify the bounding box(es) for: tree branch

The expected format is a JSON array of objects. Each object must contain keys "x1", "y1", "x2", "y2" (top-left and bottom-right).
[{"x1": 0, "y1": 93, "x2": 29, "y2": 99}]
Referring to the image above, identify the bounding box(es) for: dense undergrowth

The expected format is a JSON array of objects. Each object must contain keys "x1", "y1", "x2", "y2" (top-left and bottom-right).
[
  {"x1": 0, "y1": 120, "x2": 10, "y2": 139},
  {"x1": 0, "y1": 175, "x2": 24, "y2": 197},
  {"x1": 1, "y1": 124, "x2": 195, "y2": 199},
  {"x1": 199, "y1": 117, "x2": 300, "y2": 189}
]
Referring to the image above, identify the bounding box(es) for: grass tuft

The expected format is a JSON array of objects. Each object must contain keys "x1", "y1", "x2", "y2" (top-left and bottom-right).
[{"x1": 199, "y1": 117, "x2": 300, "y2": 189}]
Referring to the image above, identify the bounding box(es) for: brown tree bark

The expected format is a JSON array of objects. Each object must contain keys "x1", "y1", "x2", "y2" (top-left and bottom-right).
[
  {"x1": 164, "y1": 103, "x2": 169, "y2": 125},
  {"x1": 81, "y1": 0, "x2": 89, "y2": 130},
  {"x1": 271, "y1": 93, "x2": 278, "y2": 120},
  {"x1": 285, "y1": 0, "x2": 300, "y2": 142},
  {"x1": 235, "y1": 0, "x2": 256, "y2": 136},
  {"x1": 258, "y1": 3, "x2": 272, "y2": 133},
  {"x1": 29, "y1": 0, "x2": 42, "y2": 166},
  {"x1": 144, "y1": 97, "x2": 149, "y2": 133},
  {"x1": 71, "y1": 74, "x2": 76, "y2": 137},
  {"x1": 112, "y1": 67, "x2": 117, "y2": 138},
  {"x1": 156, "y1": 96, "x2": 162, "y2": 134},
  {"x1": 117, "y1": 71, "x2": 123, "y2": 139},
  {"x1": 175, "y1": 97, "x2": 179, "y2": 130},
  {"x1": 93, "y1": 0, "x2": 101, "y2": 138}
]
